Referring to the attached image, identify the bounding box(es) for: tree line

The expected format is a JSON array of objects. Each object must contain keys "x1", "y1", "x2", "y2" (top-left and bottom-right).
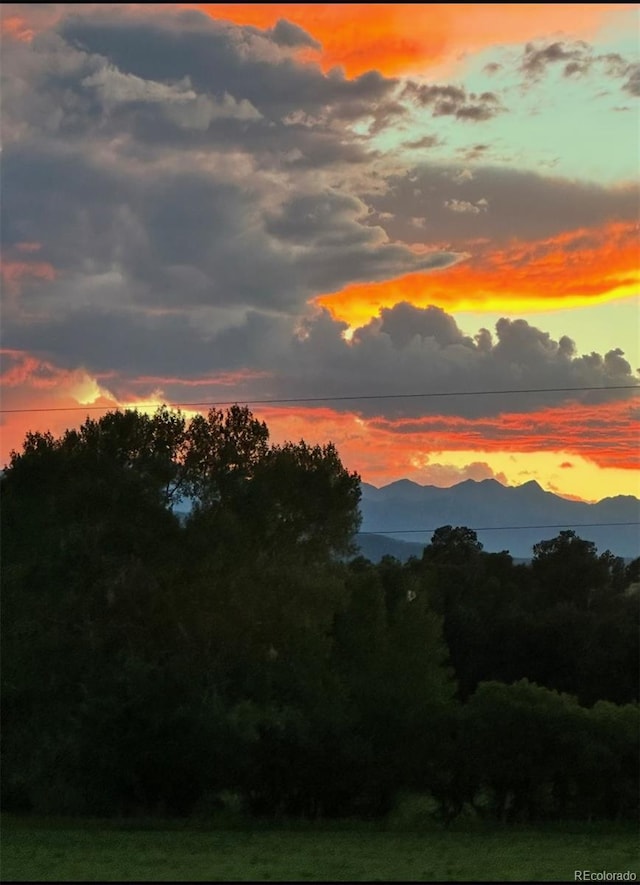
[{"x1": 2, "y1": 407, "x2": 638, "y2": 822}]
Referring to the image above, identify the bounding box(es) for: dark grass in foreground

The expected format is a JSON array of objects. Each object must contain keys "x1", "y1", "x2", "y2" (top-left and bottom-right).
[{"x1": 2, "y1": 817, "x2": 638, "y2": 882}]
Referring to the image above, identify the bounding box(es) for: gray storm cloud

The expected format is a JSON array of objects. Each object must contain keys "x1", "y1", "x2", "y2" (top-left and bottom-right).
[
  {"x1": 365, "y1": 166, "x2": 637, "y2": 244},
  {"x1": 1, "y1": 9, "x2": 461, "y2": 321},
  {"x1": 6, "y1": 303, "x2": 637, "y2": 420}
]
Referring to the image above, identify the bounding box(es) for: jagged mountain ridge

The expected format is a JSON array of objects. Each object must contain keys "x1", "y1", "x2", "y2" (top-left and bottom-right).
[{"x1": 357, "y1": 478, "x2": 640, "y2": 560}]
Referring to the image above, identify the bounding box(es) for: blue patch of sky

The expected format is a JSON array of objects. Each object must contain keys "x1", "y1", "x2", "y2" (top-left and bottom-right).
[
  {"x1": 450, "y1": 42, "x2": 639, "y2": 183},
  {"x1": 454, "y1": 295, "x2": 640, "y2": 370},
  {"x1": 369, "y1": 36, "x2": 638, "y2": 185}
]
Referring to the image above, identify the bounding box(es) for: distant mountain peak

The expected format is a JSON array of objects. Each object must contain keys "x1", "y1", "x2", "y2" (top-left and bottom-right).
[
  {"x1": 386, "y1": 478, "x2": 422, "y2": 490},
  {"x1": 358, "y1": 476, "x2": 639, "y2": 559},
  {"x1": 457, "y1": 477, "x2": 503, "y2": 488},
  {"x1": 520, "y1": 479, "x2": 545, "y2": 492}
]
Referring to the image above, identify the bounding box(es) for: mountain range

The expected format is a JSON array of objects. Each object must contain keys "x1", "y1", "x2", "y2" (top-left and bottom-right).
[{"x1": 356, "y1": 478, "x2": 640, "y2": 561}]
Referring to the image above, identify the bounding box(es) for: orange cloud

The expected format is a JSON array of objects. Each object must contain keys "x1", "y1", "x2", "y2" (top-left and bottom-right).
[
  {"x1": 0, "y1": 352, "x2": 273, "y2": 465},
  {"x1": 197, "y1": 4, "x2": 634, "y2": 77},
  {"x1": 317, "y1": 222, "x2": 640, "y2": 325},
  {"x1": 0, "y1": 351, "x2": 119, "y2": 465},
  {"x1": 0, "y1": 14, "x2": 34, "y2": 42},
  {"x1": 249, "y1": 399, "x2": 640, "y2": 499},
  {"x1": 234, "y1": 398, "x2": 639, "y2": 480},
  {"x1": 2, "y1": 355, "x2": 637, "y2": 500},
  {"x1": 4, "y1": 348, "x2": 637, "y2": 471},
  {"x1": 364, "y1": 399, "x2": 640, "y2": 471},
  {"x1": 1, "y1": 259, "x2": 57, "y2": 298}
]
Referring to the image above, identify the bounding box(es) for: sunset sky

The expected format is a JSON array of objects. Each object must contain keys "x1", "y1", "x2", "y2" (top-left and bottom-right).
[{"x1": 1, "y1": 3, "x2": 639, "y2": 502}]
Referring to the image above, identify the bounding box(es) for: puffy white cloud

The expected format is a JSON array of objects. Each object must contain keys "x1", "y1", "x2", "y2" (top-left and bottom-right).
[
  {"x1": 444, "y1": 198, "x2": 488, "y2": 214},
  {"x1": 81, "y1": 65, "x2": 197, "y2": 105}
]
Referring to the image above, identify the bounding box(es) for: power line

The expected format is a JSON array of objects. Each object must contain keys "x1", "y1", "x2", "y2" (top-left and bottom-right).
[
  {"x1": 357, "y1": 522, "x2": 640, "y2": 535},
  {"x1": 1, "y1": 384, "x2": 638, "y2": 415}
]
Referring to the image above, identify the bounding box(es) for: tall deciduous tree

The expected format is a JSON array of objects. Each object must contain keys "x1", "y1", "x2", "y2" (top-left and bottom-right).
[
  {"x1": 532, "y1": 530, "x2": 609, "y2": 610},
  {"x1": 1, "y1": 405, "x2": 363, "y2": 816}
]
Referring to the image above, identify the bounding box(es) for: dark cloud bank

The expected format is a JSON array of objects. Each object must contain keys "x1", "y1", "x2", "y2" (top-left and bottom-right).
[{"x1": 2, "y1": 6, "x2": 638, "y2": 423}]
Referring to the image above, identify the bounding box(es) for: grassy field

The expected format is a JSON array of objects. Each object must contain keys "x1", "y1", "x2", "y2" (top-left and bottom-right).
[{"x1": 2, "y1": 816, "x2": 638, "y2": 882}]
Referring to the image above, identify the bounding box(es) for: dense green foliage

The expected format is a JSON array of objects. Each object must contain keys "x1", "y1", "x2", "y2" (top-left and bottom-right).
[{"x1": 2, "y1": 408, "x2": 638, "y2": 822}]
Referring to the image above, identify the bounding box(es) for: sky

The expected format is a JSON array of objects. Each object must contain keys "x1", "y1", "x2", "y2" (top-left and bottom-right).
[{"x1": 1, "y1": 3, "x2": 639, "y2": 502}]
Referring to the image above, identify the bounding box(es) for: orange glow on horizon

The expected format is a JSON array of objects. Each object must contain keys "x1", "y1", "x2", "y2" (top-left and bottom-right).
[
  {"x1": 316, "y1": 222, "x2": 640, "y2": 326},
  {"x1": 253, "y1": 399, "x2": 640, "y2": 501},
  {"x1": 2, "y1": 352, "x2": 637, "y2": 501}
]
